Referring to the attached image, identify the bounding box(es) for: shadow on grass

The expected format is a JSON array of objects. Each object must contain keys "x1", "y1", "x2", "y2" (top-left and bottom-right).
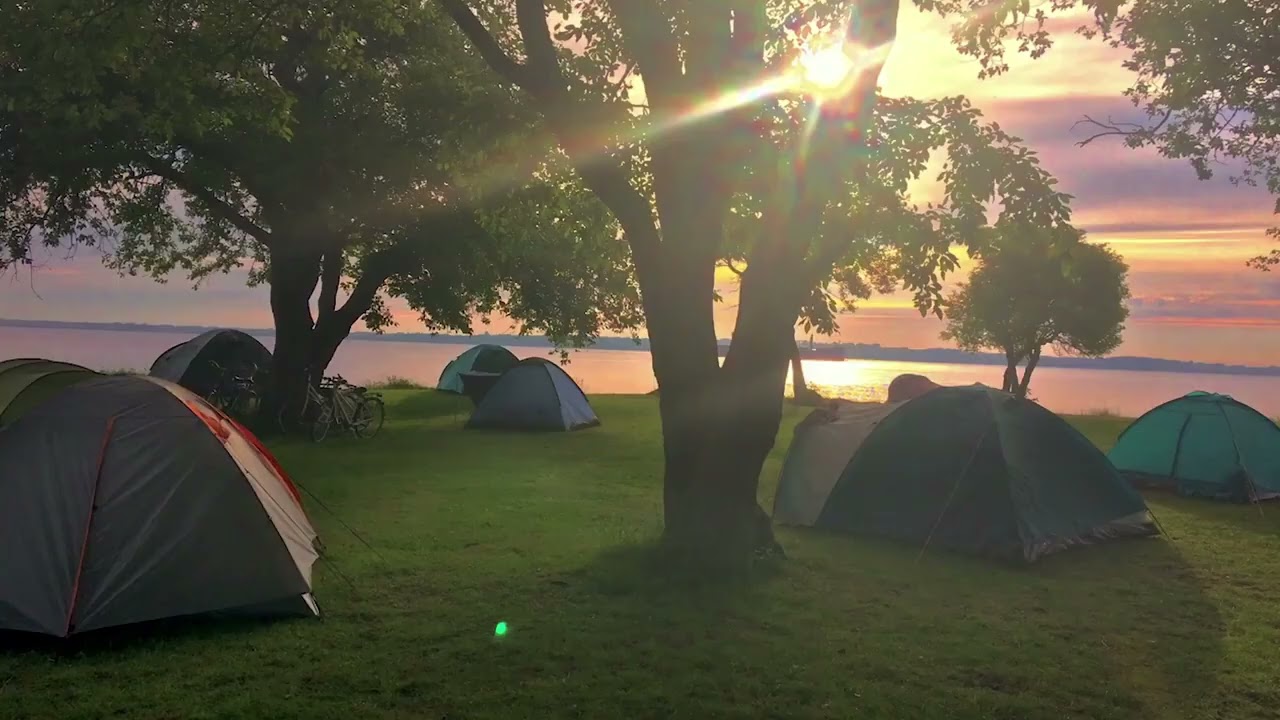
[
  {"x1": 0, "y1": 613, "x2": 313, "y2": 657},
  {"x1": 564, "y1": 541, "x2": 785, "y2": 603},
  {"x1": 532, "y1": 533, "x2": 1228, "y2": 718}
]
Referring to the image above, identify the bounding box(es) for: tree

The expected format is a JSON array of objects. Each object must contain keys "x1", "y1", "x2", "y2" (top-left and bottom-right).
[
  {"x1": 439, "y1": 0, "x2": 1076, "y2": 564},
  {"x1": 943, "y1": 0, "x2": 1280, "y2": 269},
  {"x1": 0, "y1": 1, "x2": 640, "y2": 419},
  {"x1": 942, "y1": 233, "x2": 1130, "y2": 397}
]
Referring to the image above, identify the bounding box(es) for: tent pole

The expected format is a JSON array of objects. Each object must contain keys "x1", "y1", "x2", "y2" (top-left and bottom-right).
[
  {"x1": 1214, "y1": 402, "x2": 1264, "y2": 517},
  {"x1": 916, "y1": 424, "x2": 993, "y2": 563}
]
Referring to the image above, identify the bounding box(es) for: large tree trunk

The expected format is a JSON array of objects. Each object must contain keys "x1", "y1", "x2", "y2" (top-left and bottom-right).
[
  {"x1": 1002, "y1": 351, "x2": 1020, "y2": 393},
  {"x1": 658, "y1": 380, "x2": 784, "y2": 569},
  {"x1": 790, "y1": 338, "x2": 825, "y2": 406},
  {"x1": 266, "y1": 253, "x2": 323, "y2": 431},
  {"x1": 1016, "y1": 347, "x2": 1042, "y2": 398},
  {"x1": 264, "y1": 248, "x2": 384, "y2": 431},
  {"x1": 654, "y1": 236, "x2": 802, "y2": 567}
]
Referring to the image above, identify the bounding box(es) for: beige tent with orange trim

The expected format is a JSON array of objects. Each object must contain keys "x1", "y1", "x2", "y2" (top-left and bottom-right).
[{"x1": 0, "y1": 375, "x2": 319, "y2": 637}]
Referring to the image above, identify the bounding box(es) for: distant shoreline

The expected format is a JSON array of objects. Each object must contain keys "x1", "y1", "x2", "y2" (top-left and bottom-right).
[{"x1": 4, "y1": 317, "x2": 1279, "y2": 378}]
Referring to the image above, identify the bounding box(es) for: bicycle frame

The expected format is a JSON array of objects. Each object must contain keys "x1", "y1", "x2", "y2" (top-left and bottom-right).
[{"x1": 310, "y1": 378, "x2": 366, "y2": 431}]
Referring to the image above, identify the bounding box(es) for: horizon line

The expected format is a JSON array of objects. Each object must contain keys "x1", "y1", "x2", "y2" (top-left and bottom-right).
[{"x1": 3, "y1": 317, "x2": 1279, "y2": 375}]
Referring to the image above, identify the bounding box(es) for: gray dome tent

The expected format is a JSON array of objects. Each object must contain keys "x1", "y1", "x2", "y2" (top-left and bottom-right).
[
  {"x1": 775, "y1": 385, "x2": 1157, "y2": 563},
  {"x1": 149, "y1": 329, "x2": 271, "y2": 396},
  {"x1": 0, "y1": 375, "x2": 319, "y2": 637},
  {"x1": 0, "y1": 358, "x2": 99, "y2": 429},
  {"x1": 466, "y1": 358, "x2": 599, "y2": 432}
]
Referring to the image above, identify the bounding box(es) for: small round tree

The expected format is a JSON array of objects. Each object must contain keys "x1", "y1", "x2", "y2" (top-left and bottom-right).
[{"x1": 942, "y1": 231, "x2": 1130, "y2": 398}]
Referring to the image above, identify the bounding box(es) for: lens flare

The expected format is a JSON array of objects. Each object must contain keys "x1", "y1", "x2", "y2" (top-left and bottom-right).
[
  {"x1": 494, "y1": 621, "x2": 508, "y2": 637},
  {"x1": 798, "y1": 43, "x2": 857, "y2": 93}
]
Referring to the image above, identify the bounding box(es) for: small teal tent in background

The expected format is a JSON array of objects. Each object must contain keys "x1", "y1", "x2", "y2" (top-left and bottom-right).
[
  {"x1": 436, "y1": 345, "x2": 519, "y2": 393},
  {"x1": 1108, "y1": 391, "x2": 1280, "y2": 502}
]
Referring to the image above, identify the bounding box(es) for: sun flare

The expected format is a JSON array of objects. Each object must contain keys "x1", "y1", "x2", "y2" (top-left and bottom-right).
[{"x1": 797, "y1": 42, "x2": 858, "y2": 94}]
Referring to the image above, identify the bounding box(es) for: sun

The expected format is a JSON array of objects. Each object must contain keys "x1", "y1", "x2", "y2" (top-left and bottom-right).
[{"x1": 797, "y1": 42, "x2": 858, "y2": 95}]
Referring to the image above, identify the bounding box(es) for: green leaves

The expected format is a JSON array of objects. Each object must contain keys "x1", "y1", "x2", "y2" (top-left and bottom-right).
[
  {"x1": 2, "y1": 0, "x2": 640, "y2": 349},
  {"x1": 751, "y1": 91, "x2": 1076, "y2": 333},
  {"x1": 941, "y1": 228, "x2": 1129, "y2": 368}
]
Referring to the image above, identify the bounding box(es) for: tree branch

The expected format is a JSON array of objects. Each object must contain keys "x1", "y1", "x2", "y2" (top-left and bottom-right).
[
  {"x1": 515, "y1": 0, "x2": 558, "y2": 81},
  {"x1": 317, "y1": 250, "x2": 343, "y2": 321},
  {"x1": 436, "y1": 0, "x2": 529, "y2": 87},
  {"x1": 730, "y1": 1, "x2": 767, "y2": 74},
  {"x1": 610, "y1": 63, "x2": 636, "y2": 102},
  {"x1": 145, "y1": 161, "x2": 273, "y2": 246},
  {"x1": 330, "y1": 245, "x2": 407, "y2": 329},
  {"x1": 1074, "y1": 108, "x2": 1172, "y2": 147},
  {"x1": 680, "y1": 1, "x2": 732, "y2": 88},
  {"x1": 438, "y1": 0, "x2": 661, "y2": 295},
  {"x1": 607, "y1": 0, "x2": 684, "y2": 110}
]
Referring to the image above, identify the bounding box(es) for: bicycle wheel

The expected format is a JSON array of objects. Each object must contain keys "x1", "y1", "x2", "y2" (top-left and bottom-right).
[
  {"x1": 207, "y1": 391, "x2": 230, "y2": 414},
  {"x1": 310, "y1": 403, "x2": 334, "y2": 443},
  {"x1": 234, "y1": 389, "x2": 260, "y2": 420},
  {"x1": 354, "y1": 397, "x2": 385, "y2": 439}
]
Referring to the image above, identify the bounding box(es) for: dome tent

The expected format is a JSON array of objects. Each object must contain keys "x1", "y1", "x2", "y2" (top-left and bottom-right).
[
  {"x1": 0, "y1": 358, "x2": 99, "y2": 429},
  {"x1": 149, "y1": 329, "x2": 271, "y2": 396},
  {"x1": 777, "y1": 385, "x2": 1157, "y2": 562},
  {"x1": 466, "y1": 358, "x2": 599, "y2": 432},
  {"x1": 0, "y1": 375, "x2": 319, "y2": 637},
  {"x1": 437, "y1": 344, "x2": 520, "y2": 393},
  {"x1": 773, "y1": 401, "x2": 904, "y2": 526},
  {"x1": 1109, "y1": 391, "x2": 1280, "y2": 502}
]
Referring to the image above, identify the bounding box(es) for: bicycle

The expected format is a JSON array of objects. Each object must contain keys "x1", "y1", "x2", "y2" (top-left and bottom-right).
[
  {"x1": 307, "y1": 374, "x2": 385, "y2": 442},
  {"x1": 207, "y1": 360, "x2": 263, "y2": 420}
]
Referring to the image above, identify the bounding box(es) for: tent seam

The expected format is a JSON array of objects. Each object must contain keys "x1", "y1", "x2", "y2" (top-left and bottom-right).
[
  {"x1": 1168, "y1": 414, "x2": 1193, "y2": 481},
  {"x1": 65, "y1": 414, "x2": 117, "y2": 636},
  {"x1": 1213, "y1": 401, "x2": 1264, "y2": 506},
  {"x1": 917, "y1": 416, "x2": 995, "y2": 562}
]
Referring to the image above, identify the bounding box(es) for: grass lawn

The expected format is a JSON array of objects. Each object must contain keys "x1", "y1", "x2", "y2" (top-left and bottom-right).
[{"x1": 4, "y1": 393, "x2": 1280, "y2": 719}]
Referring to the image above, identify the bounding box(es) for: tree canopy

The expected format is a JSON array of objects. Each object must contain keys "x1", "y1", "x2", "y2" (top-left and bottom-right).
[
  {"x1": 0, "y1": 0, "x2": 641, "y2": 412},
  {"x1": 943, "y1": 232, "x2": 1130, "y2": 397}
]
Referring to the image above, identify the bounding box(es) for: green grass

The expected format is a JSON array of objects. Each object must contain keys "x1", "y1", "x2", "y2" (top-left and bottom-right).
[{"x1": 4, "y1": 394, "x2": 1280, "y2": 719}]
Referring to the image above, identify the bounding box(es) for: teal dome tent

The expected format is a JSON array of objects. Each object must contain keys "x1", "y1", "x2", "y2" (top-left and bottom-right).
[
  {"x1": 1109, "y1": 391, "x2": 1280, "y2": 502},
  {"x1": 437, "y1": 345, "x2": 519, "y2": 393}
]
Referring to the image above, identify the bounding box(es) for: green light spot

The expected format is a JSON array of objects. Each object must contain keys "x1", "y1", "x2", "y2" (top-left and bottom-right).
[{"x1": 494, "y1": 621, "x2": 508, "y2": 637}]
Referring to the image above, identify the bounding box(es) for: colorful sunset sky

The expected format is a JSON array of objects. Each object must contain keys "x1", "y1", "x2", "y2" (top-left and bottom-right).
[{"x1": 3, "y1": 7, "x2": 1278, "y2": 365}]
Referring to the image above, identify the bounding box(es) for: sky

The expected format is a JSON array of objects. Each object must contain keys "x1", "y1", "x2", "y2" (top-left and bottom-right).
[{"x1": 3, "y1": 6, "x2": 1278, "y2": 366}]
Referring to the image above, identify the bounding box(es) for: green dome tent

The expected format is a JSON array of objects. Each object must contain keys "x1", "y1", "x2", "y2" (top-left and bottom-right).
[
  {"x1": 466, "y1": 358, "x2": 599, "y2": 432},
  {"x1": 437, "y1": 344, "x2": 519, "y2": 393},
  {"x1": 0, "y1": 358, "x2": 99, "y2": 429},
  {"x1": 1108, "y1": 391, "x2": 1280, "y2": 502},
  {"x1": 776, "y1": 385, "x2": 1157, "y2": 563}
]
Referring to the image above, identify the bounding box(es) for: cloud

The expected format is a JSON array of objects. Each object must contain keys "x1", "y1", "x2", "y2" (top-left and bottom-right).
[{"x1": 882, "y1": 6, "x2": 1133, "y2": 101}]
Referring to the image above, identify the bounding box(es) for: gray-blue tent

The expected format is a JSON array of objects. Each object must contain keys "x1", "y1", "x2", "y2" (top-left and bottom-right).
[
  {"x1": 150, "y1": 329, "x2": 271, "y2": 396},
  {"x1": 466, "y1": 358, "x2": 599, "y2": 432}
]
